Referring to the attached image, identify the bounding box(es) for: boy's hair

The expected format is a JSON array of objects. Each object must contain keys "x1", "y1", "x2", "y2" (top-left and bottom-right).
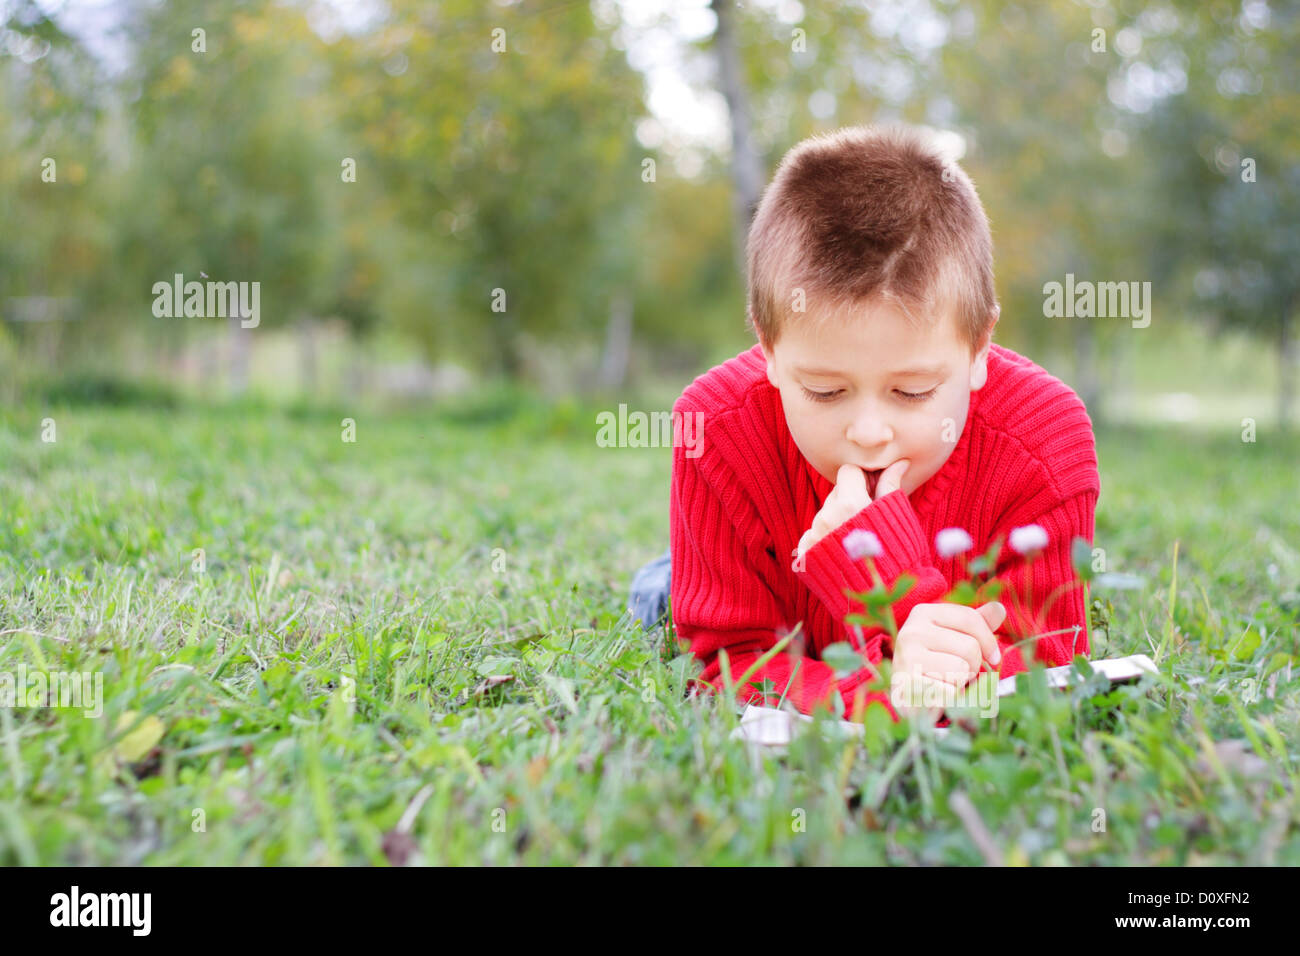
[{"x1": 745, "y1": 124, "x2": 998, "y2": 357}]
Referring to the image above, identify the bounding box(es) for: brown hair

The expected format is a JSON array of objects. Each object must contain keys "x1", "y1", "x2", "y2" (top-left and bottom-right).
[{"x1": 745, "y1": 124, "x2": 998, "y2": 357}]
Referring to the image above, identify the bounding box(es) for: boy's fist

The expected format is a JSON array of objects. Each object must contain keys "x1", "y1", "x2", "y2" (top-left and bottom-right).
[
  {"x1": 890, "y1": 602, "x2": 1005, "y2": 721},
  {"x1": 796, "y1": 459, "x2": 910, "y2": 558},
  {"x1": 892, "y1": 601, "x2": 1005, "y2": 687}
]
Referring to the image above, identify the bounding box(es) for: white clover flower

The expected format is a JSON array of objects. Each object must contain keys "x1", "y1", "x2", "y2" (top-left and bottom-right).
[
  {"x1": 1009, "y1": 523, "x2": 1049, "y2": 555},
  {"x1": 842, "y1": 529, "x2": 882, "y2": 560},
  {"x1": 935, "y1": 527, "x2": 974, "y2": 558}
]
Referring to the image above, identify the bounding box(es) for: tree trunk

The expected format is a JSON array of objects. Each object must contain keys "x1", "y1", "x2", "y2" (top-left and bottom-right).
[
  {"x1": 197, "y1": 323, "x2": 218, "y2": 394},
  {"x1": 227, "y1": 284, "x2": 251, "y2": 396},
  {"x1": 711, "y1": 0, "x2": 764, "y2": 278},
  {"x1": 1280, "y1": 306, "x2": 1295, "y2": 434},
  {"x1": 1072, "y1": 319, "x2": 1102, "y2": 423},
  {"x1": 491, "y1": 308, "x2": 522, "y2": 379},
  {"x1": 596, "y1": 291, "x2": 632, "y2": 390},
  {"x1": 1107, "y1": 329, "x2": 1134, "y2": 421},
  {"x1": 297, "y1": 316, "x2": 318, "y2": 399},
  {"x1": 346, "y1": 333, "x2": 368, "y2": 398}
]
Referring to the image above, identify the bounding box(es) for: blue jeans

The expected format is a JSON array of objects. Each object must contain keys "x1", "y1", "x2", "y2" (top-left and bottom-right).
[{"x1": 627, "y1": 547, "x2": 671, "y2": 630}]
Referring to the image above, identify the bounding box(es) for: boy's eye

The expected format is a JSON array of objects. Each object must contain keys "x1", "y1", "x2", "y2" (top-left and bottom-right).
[
  {"x1": 801, "y1": 386, "x2": 938, "y2": 404},
  {"x1": 801, "y1": 386, "x2": 842, "y2": 403}
]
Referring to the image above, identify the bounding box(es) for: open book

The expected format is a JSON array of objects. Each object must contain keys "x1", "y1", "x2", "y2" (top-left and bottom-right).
[{"x1": 730, "y1": 653, "x2": 1159, "y2": 749}]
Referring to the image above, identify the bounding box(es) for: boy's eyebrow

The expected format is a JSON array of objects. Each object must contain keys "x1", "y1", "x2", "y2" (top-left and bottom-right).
[{"x1": 793, "y1": 362, "x2": 949, "y2": 377}]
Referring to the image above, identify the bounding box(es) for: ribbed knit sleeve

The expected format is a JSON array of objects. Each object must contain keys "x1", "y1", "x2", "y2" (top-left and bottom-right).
[
  {"x1": 669, "y1": 400, "x2": 895, "y2": 721},
  {"x1": 797, "y1": 488, "x2": 950, "y2": 662}
]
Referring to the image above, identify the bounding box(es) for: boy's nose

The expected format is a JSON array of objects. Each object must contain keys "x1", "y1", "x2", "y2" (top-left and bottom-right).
[{"x1": 846, "y1": 411, "x2": 893, "y2": 447}]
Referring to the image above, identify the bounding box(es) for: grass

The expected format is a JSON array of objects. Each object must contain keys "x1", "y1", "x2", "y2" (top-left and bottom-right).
[{"x1": 0, "y1": 387, "x2": 1297, "y2": 865}]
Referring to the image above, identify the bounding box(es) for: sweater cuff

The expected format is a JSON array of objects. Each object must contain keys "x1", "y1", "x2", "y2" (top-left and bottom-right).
[{"x1": 796, "y1": 489, "x2": 932, "y2": 652}]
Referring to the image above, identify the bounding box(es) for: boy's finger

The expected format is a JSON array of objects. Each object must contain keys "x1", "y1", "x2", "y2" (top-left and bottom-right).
[
  {"x1": 918, "y1": 650, "x2": 976, "y2": 687},
  {"x1": 976, "y1": 602, "x2": 1006, "y2": 664},
  {"x1": 926, "y1": 603, "x2": 1001, "y2": 665},
  {"x1": 979, "y1": 601, "x2": 1007, "y2": 631},
  {"x1": 910, "y1": 627, "x2": 981, "y2": 675},
  {"x1": 836, "y1": 464, "x2": 866, "y2": 493},
  {"x1": 873, "y1": 458, "x2": 910, "y2": 498}
]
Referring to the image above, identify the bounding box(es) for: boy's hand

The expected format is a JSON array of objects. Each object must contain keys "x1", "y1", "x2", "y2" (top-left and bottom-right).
[
  {"x1": 892, "y1": 601, "x2": 1006, "y2": 688},
  {"x1": 796, "y1": 459, "x2": 910, "y2": 558}
]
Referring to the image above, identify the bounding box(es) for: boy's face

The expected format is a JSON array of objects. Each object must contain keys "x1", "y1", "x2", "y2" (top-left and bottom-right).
[{"x1": 761, "y1": 296, "x2": 993, "y2": 499}]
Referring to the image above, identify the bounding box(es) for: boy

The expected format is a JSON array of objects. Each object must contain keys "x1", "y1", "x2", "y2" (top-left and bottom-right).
[{"x1": 666, "y1": 124, "x2": 1099, "y2": 722}]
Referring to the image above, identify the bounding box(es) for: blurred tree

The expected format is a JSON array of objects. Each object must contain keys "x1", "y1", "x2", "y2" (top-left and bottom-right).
[
  {"x1": 710, "y1": 0, "x2": 763, "y2": 276},
  {"x1": 932, "y1": 1, "x2": 1157, "y2": 420},
  {"x1": 119, "y1": 0, "x2": 345, "y2": 392},
  {"x1": 332, "y1": 0, "x2": 648, "y2": 380},
  {"x1": 630, "y1": 168, "x2": 745, "y2": 366},
  {"x1": 1143, "y1": 0, "x2": 1300, "y2": 430},
  {"x1": 0, "y1": 1, "x2": 110, "y2": 372}
]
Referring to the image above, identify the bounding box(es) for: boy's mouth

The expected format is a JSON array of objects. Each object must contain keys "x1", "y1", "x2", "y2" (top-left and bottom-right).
[{"x1": 865, "y1": 469, "x2": 883, "y2": 496}]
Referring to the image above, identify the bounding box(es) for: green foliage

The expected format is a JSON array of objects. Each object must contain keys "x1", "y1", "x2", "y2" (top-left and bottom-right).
[{"x1": 33, "y1": 373, "x2": 181, "y2": 409}]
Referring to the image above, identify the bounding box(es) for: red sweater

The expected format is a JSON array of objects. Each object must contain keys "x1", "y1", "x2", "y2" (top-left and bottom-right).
[{"x1": 668, "y1": 341, "x2": 1100, "y2": 722}]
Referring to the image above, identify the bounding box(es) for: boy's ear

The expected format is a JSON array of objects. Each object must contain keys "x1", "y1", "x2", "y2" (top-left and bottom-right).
[
  {"x1": 970, "y1": 307, "x2": 998, "y2": 390},
  {"x1": 761, "y1": 343, "x2": 778, "y2": 388}
]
